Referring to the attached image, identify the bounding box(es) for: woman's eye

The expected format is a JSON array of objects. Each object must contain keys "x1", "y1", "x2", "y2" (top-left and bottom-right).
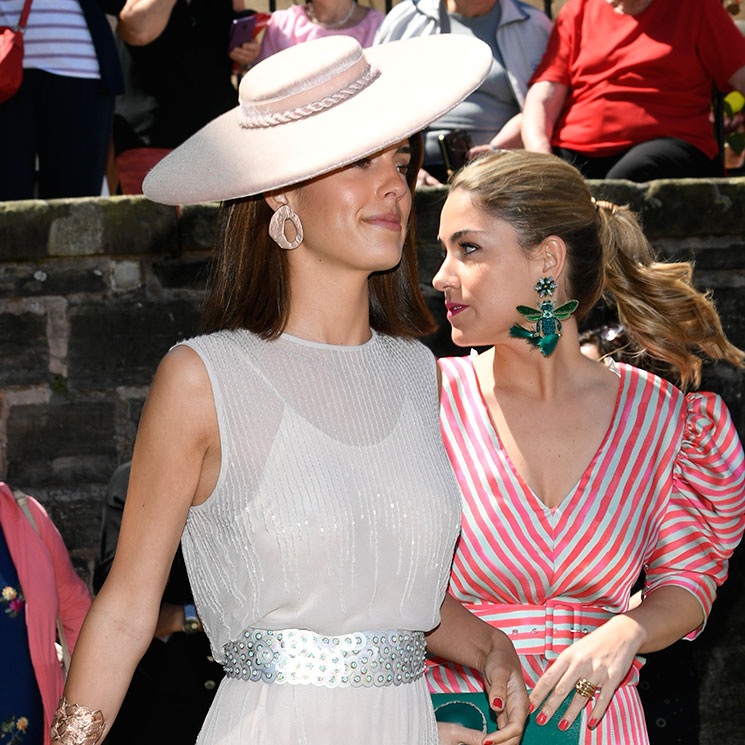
[
  {"x1": 461, "y1": 242, "x2": 479, "y2": 255},
  {"x1": 396, "y1": 161, "x2": 412, "y2": 175}
]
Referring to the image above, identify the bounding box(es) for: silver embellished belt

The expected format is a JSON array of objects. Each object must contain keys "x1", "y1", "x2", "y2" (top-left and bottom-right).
[{"x1": 222, "y1": 627, "x2": 426, "y2": 688}]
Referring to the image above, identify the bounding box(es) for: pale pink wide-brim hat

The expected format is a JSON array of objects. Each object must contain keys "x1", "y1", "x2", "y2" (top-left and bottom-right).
[{"x1": 142, "y1": 34, "x2": 491, "y2": 205}]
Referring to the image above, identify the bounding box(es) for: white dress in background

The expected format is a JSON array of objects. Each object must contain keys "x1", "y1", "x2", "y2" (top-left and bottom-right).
[{"x1": 179, "y1": 329, "x2": 462, "y2": 745}]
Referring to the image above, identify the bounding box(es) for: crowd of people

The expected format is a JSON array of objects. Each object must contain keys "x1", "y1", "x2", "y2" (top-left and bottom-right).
[
  {"x1": 3, "y1": 3, "x2": 745, "y2": 745},
  {"x1": 1, "y1": 0, "x2": 744, "y2": 200}
]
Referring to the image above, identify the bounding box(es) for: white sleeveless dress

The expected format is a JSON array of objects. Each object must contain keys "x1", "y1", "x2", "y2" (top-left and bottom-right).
[{"x1": 178, "y1": 329, "x2": 461, "y2": 745}]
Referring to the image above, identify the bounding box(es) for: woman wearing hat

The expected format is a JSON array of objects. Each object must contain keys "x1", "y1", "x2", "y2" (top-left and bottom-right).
[{"x1": 48, "y1": 35, "x2": 527, "y2": 745}]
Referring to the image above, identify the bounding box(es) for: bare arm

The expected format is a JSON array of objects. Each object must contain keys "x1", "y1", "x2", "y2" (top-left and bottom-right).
[
  {"x1": 52, "y1": 346, "x2": 219, "y2": 741},
  {"x1": 730, "y1": 63, "x2": 745, "y2": 96},
  {"x1": 530, "y1": 586, "x2": 703, "y2": 730},
  {"x1": 116, "y1": 0, "x2": 178, "y2": 46},
  {"x1": 427, "y1": 594, "x2": 529, "y2": 745},
  {"x1": 521, "y1": 81, "x2": 569, "y2": 154},
  {"x1": 467, "y1": 114, "x2": 524, "y2": 159}
]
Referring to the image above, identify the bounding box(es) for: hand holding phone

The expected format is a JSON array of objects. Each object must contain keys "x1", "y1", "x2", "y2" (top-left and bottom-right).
[{"x1": 227, "y1": 11, "x2": 271, "y2": 53}]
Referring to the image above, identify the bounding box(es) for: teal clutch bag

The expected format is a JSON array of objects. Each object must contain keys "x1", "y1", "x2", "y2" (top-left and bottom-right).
[{"x1": 432, "y1": 691, "x2": 582, "y2": 744}]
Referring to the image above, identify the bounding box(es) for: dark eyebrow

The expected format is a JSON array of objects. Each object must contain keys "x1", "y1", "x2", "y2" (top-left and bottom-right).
[
  {"x1": 442, "y1": 228, "x2": 488, "y2": 242},
  {"x1": 396, "y1": 144, "x2": 412, "y2": 156}
]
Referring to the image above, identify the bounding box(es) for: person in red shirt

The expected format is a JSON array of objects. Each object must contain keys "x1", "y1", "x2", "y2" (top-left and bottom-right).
[{"x1": 522, "y1": 0, "x2": 745, "y2": 180}]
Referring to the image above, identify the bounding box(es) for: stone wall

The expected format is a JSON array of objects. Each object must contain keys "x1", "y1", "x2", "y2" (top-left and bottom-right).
[{"x1": 1, "y1": 179, "x2": 745, "y2": 743}]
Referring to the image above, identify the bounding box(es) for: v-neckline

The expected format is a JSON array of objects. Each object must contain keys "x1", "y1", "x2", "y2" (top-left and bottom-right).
[{"x1": 467, "y1": 355, "x2": 625, "y2": 515}]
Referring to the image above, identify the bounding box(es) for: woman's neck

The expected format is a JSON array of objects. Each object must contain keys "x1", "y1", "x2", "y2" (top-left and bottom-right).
[
  {"x1": 479, "y1": 323, "x2": 590, "y2": 401},
  {"x1": 284, "y1": 270, "x2": 372, "y2": 346},
  {"x1": 306, "y1": 0, "x2": 359, "y2": 28}
]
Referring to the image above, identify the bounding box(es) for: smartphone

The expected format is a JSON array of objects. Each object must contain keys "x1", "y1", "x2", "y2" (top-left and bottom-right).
[
  {"x1": 228, "y1": 11, "x2": 271, "y2": 52},
  {"x1": 438, "y1": 129, "x2": 473, "y2": 177},
  {"x1": 228, "y1": 14, "x2": 258, "y2": 52}
]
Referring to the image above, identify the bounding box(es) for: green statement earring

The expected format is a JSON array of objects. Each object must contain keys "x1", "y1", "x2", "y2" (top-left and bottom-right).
[{"x1": 509, "y1": 276, "x2": 579, "y2": 357}]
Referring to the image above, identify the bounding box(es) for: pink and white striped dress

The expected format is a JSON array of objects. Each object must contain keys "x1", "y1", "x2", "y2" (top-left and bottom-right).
[{"x1": 428, "y1": 354, "x2": 745, "y2": 744}]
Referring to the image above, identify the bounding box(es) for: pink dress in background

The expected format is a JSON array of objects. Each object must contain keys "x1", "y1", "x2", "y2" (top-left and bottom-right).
[
  {"x1": 0, "y1": 483, "x2": 91, "y2": 745},
  {"x1": 256, "y1": 4, "x2": 384, "y2": 63},
  {"x1": 427, "y1": 356, "x2": 745, "y2": 745}
]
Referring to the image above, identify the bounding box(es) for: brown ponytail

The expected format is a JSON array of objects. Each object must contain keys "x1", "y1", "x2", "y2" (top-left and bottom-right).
[
  {"x1": 450, "y1": 150, "x2": 744, "y2": 390},
  {"x1": 595, "y1": 201, "x2": 744, "y2": 389}
]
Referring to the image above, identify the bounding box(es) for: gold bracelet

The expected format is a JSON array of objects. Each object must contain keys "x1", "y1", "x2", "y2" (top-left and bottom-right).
[{"x1": 49, "y1": 696, "x2": 105, "y2": 745}]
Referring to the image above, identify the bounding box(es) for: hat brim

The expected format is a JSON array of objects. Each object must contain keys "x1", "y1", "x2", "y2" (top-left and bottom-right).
[{"x1": 142, "y1": 35, "x2": 491, "y2": 205}]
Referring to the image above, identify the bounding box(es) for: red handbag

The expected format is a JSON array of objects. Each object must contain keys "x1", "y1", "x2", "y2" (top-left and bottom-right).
[{"x1": 0, "y1": 0, "x2": 33, "y2": 104}]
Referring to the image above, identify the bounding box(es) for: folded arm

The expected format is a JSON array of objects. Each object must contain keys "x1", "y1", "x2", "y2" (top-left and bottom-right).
[
  {"x1": 521, "y1": 81, "x2": 568, "y2": 154},
  {"x1": 116, "y1": 0, "x2": 178, "y2": 46}
]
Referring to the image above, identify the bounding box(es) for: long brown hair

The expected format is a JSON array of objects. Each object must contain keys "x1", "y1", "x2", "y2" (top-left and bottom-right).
[
  {"x1": 202, "y1": 134, "x2": 435, "y2": 339},
  {"x1": 450, "y1": 150, "x2": 744, "y2": 390}
]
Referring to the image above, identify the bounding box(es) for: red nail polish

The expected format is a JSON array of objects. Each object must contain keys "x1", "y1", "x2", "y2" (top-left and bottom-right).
[
  {"x1": 484, "y1": 741, "x2": 494, "y2": 745},
  {"x1": 588, "y1": 718, "x2": 598, "y2": 730},
  {"x1": 536, "y1": 713, "x2": 547, "y2": 726},
  {"x1": 558, "y1": 720, "x2": 569, "y2": 731},
  {"x1": 492, "y1": 697, "x2": 503, "y2": 710},
  {"x1": 529, "y1": 702, "x2": 535, "y2": 714}
]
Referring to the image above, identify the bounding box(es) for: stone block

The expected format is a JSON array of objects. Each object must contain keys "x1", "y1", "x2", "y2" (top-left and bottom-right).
[
  {"x1": 180, "y1": 203, "x2": 219, "y2": 251},
  {"x1": 67, "y1": 298, "x2": 202, "y2": 389},
  {"x1": 417, "y1": 240, "x2": 445, "y2": 287},
  {"x1": 152, "y1": 256, "x2": 212, "y2": 290},
  {"x1": 6, "y1": 400, "x2": 117, "y2": 486},
  {"x1": 707, "y1": 286, "x2": 745, "y2": 352},
  {"x1": 0, "y1": 261, "x2": 108, "y2": 297},
  {"x1": 0, "y1": 200, "x2": 54, "y2": 260},
  {"x1": 0, "y1": 310, "x2": 49, "y2": 385},
  {"x1": 590, "y1": 179, "x2": 745, "y2": 239},
  {"x1": 414, "y1": 187, "x2": 448, "y2": 246},
  {"x1": 0, "y1": 197, "x2": 178, "y2": 260},
  {"x1": 110, "y1": 260, "x2": 144, "y2": 292}
]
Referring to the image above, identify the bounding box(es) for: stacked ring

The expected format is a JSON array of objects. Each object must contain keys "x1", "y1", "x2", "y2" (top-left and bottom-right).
[{"x1": 575, "y1": 678, "x2": 598, "y2": 698}]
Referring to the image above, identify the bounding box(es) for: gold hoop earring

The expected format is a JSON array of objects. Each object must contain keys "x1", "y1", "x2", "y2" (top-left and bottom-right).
[{"x1": 269, "y1": 204, "x2": 304, "y2": 250}]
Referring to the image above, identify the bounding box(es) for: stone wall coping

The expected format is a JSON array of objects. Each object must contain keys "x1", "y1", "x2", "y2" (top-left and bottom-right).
[{"x1": 2, "y1": 178, "x2": 744, "y2": 262}]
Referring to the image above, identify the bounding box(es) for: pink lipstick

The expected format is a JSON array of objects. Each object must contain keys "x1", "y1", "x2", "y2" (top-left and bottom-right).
[
  {"x1": 364, "y1": 213, "x2": 402, "y2": 231},
  {"x1": 445, "y1": 302, "x2": 468, "y2": 319}
]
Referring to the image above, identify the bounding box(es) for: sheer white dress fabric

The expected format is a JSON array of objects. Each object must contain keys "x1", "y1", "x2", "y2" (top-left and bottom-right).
[{"x1": 178, "y1": 329, "x2": 462, "y2": 745}]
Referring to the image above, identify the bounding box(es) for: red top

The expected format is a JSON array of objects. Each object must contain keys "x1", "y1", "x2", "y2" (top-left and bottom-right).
[{"x1": 530, "y1": 0, "x2": 745, "y2": 157}]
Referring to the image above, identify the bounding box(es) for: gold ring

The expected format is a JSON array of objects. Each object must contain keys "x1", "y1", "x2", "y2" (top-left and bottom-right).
[{"x1": 575, "y1": 678, "x2": 598, "y2": 698}]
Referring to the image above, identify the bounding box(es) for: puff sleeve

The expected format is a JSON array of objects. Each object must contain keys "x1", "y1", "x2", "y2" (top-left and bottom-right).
[{"x1": 644, "y1": 392, "x2": 745, "y2": 639}]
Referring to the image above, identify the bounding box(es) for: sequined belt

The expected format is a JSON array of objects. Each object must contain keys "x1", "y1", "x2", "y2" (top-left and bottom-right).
[{"x1": 222, "y1": 627, "x2": 427, "y2": 688}]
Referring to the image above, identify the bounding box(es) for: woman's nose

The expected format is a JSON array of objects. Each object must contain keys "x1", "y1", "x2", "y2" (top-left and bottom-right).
[
  {"x1": 433, "y1": 255, "x2": 457, "y2": 291},
  {"x1": 378, "y1": 162, "x2": 407, "y2": 200}
]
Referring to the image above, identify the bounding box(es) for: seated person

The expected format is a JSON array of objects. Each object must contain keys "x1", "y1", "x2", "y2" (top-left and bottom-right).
[
  {"x1": 112, "y1": 0, "x2": 242, "y2": 193},
  {"x1": 522, "y1": 0, "x2": 745, "y2": 181},
  {"x1": 375, "y1": 0, "x2": 551, "y2": 184},
  {"x1": 235, "y1": 0, "x2": 383, "y2": 68}
]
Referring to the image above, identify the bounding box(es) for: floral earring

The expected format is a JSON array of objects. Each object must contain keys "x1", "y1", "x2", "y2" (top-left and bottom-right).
[{"x1": 509, "y1": 276, "x2": 578, "y2": 357}]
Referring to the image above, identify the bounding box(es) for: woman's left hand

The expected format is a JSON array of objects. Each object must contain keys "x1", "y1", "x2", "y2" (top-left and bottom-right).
[
  {"x1": 480, "y1": 635, "x2": 531, "y2": 743},
  {"x1": 529, "y1": 614, "x2": 644, "y2": 731}
]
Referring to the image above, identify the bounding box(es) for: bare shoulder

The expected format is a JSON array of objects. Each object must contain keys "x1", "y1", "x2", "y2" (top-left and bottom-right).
[
  {"x1": 138, "y1": 344, "x2": 218, "y2": 451},
  {"x1": 154, "y1": 343, "x2": 211, "y2": 389}
]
